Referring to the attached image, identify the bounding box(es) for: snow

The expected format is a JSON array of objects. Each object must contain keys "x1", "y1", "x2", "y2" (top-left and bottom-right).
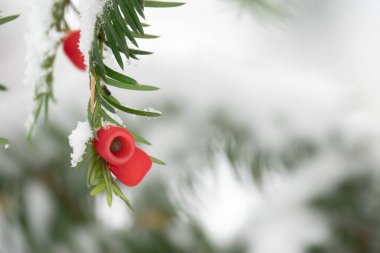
[
  {"x1": 146, "y1": 107, "x2": 162, "y2": 115},
  {"x1": 24, "y1": 181, "x2": 54, "y2": 241},
  {"x1": 24, "y1": 0, "x2": 63, "y2": 134},
  {"x1": 68, "y1": 121, "x2": 93, "y2": 167},
  {"x1": 24, "y1": 0, "x2": 62, "y2": 87},
  {"x1": 143, "y1": 107, "x2": 162, "y2": 119},
  {"x1": 78, "y1": 0, "x2": 108, "y2": 69},
  {"x1": 2, "y1": 0, "x2": 380, "y2": 252},
  {"x1": 24, "y1": 114, "x2": 35, "y2": 133},
  {"x1": 101, "y1": 111, "x2": 124, "y2": 127}
]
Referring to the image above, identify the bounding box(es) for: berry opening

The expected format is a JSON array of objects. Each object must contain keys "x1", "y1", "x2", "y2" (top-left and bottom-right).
[
  {"x1": 93, "y1": 126, "x2": 136, "y2": 166},
  {"x1": 110, "y1": 137, "x2": 122, "y2": 153},
  {"x1": 108, "y1": 135, "x2": 134, "y2": 161}
]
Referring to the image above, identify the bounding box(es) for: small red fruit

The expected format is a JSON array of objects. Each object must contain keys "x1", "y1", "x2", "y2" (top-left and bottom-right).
[
  {"x1": 93, "y1": 126, "x2": 135, "y2": 166},
  {"x1": 93, "y1": 126, "x2": 153, "y2": 187},
  {"x1": 63, "y1": 30, "x2": 86, "y2": 71},
  {"x1": 110, "y1": 147, "x2": 152, "y2": 187}
]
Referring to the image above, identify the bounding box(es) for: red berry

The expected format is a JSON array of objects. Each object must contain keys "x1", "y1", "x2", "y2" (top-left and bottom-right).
[
  {"x1": 110, "y1": 147, "x2": 152, "y2": 187},
  {"x1": 93, "y1": 126, "x2": 153, "y2": 187},
  {"x1": 93, "y1": 126, "x2": 135, "y2": 166},
  {"x1": 63, "y1": 30, "x2": 86, "y2": 71}
]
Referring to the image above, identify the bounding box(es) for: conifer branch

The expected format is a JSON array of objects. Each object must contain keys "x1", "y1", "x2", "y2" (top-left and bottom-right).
[
  {"x1": 24, "y1": 0, "x2": 183, "y2": 207},
  {"x1": 80, "y1": 0, "x2": 183, "y2": 207},
  {"x1": 27, "y1": 0, "x2": 72, "y2": 139},
  {"x1": 0, "y1": 12, "x2": 19, "y2": 146}
]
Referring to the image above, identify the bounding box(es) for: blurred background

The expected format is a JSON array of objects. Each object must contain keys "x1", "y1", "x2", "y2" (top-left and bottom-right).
[{"x1": 1, "y1": 0, "x2": 380, "y2": 252}]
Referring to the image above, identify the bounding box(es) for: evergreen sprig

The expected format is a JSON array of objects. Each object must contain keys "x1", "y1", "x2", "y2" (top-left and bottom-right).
[
  {"x1": 24, "y1": 0, "x2": 182, "y2": 207},
  {"x1": 0, "y1": 12, "x2": 19, "y2": 146},
  {"x1": 0, "y1": 14, "x2": 19, "y2": 26},
  {"x1": 27, "y1": 0, "x2": 71, "y2": 139},
  {"x1": 81, "y1": 0, "x2": 183, "y2": 207}
]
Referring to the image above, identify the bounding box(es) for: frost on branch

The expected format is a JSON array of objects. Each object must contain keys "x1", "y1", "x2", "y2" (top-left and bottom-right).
[
  {"x1": 146, "y1": 107, "x2": 162, "y2": 115},
  {"x1": 69, "y1": 121, "x2": 93, "y2": 167},
  {"x1": 24, "y1": 0, "x2": 62, "y2": 87},
  {"x1": 24, "y1": 0, "x2": 63, "y2": 137},
  {"x1": 101, "y1": 111, "x2": 124, "y2": 127},
  {"x1": 78, "y1": 0, "x2": 108, "y2": 69}
]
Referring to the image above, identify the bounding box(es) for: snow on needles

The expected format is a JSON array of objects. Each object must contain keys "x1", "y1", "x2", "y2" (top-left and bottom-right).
[
  {"x1": 24, "y1": 0, "x2": 62, "y2": 87},
  {"x1": 78, "y1": 0, "x2": 108, "y2": 68},
  {"x1": 69, "y1": 121, "x2": 93, "y2": 167},
  {"x1": 101, "y1": 111, "x2": 124, "y2": 127}
]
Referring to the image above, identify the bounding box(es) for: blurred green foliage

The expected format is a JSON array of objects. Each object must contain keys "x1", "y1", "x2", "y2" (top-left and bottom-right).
[
  {"x1": 306, "y1": 173, "x2": 380, "y2": 253},
  {"x1": 228, "y1": 0, "x2": 288, "y2": 18},
  {"x1": 0, "y1": 125, "x2": 246, "y2": 253},
  {"x1": 181, "y1": 111, "x2": 319, "y2": 186}
]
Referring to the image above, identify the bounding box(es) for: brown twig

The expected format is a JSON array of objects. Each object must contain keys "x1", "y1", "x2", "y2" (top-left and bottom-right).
[{"x1": 90, "y1": 75, "x2": 95, "y2": 113}]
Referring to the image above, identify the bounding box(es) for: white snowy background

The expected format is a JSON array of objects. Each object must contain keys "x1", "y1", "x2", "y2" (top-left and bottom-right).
[{"x1": 1, "y1": 0, "x2": 380, "y2": 252}]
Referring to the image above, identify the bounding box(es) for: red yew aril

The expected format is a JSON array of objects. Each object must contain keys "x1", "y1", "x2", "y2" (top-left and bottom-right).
[
  {"x1": 93, "y1": 126, "x2": 153, "y2": 187},
  {"x1": 63, "y1": 30, "x2": 86, "y2": 71},
  {"x1": 110, "y1": 147, "x2": 152, "y2": 187},
  {"x1": 93, "y1": 126, "x2": 135, "y2": 166}
]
